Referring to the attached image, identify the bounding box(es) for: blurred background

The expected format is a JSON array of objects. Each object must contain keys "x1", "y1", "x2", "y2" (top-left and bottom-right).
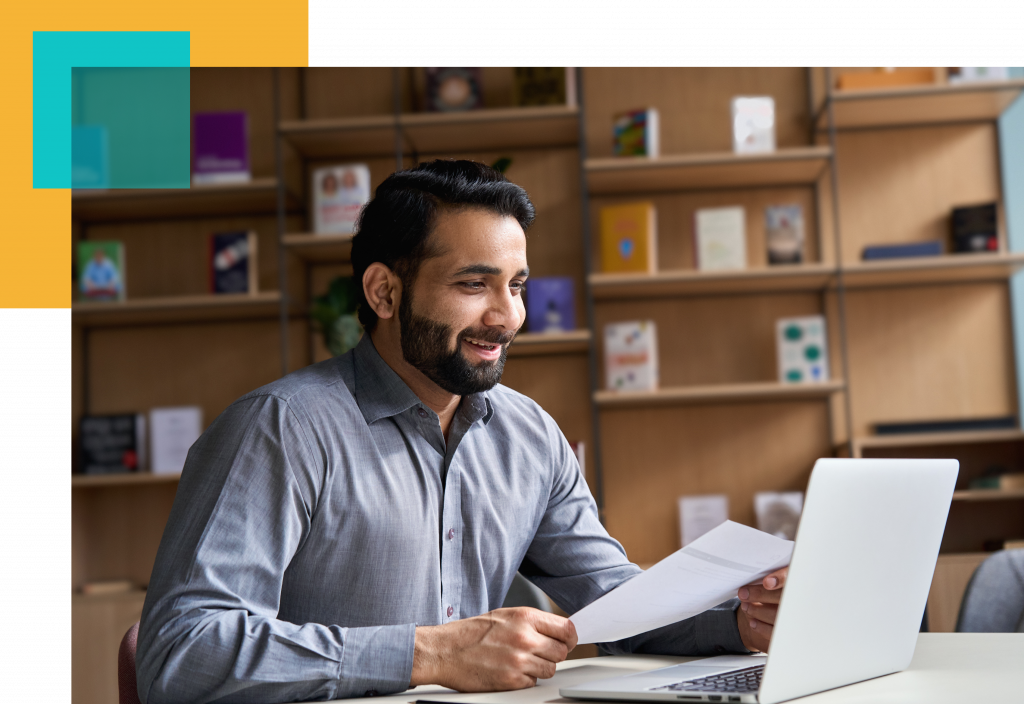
[{"x1": 70, "y1": 67, "x2": 1024, "y2": 704}]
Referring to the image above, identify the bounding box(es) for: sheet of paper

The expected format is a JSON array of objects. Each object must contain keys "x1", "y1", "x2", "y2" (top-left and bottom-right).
[{"x1": 570, "y1": 520, "x2": 794, "y2": 644}]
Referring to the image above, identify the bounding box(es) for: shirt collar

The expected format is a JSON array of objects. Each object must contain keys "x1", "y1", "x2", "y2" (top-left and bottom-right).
[{"x1": 353, "y1": 334, "x2": 493, "y2": 426}]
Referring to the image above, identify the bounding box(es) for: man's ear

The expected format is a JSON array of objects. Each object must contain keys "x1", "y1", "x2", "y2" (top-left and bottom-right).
[{"x1": 363, "y1": 263, "x2": 402, "y2": 322}]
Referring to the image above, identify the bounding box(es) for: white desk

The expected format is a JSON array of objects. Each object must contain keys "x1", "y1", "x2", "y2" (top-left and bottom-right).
[{"x1": 375, "y1": 634, "x2": 1023, "y2": 704}]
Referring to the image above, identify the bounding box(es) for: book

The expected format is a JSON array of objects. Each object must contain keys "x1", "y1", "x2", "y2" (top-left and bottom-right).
[
  {"x1": 192, "y1": 111, "x2": 250, "y2": 185},
  {"x1": 765, "y1": 205, "x2": 805, "y2": 264},
  {"x1": 312, "y1": 164, "x2": 372, "y2": 235},
  {"x1": 513, "y1": 67, "x2": 571, "y2": 107},
  {"x1": 78, "y1": 241, "x2": 126, "y2": 301},
  {"x1": 568, "y1": 441, "x2": 585, "y2": 476},
  {"x1": 969, "y1": 473, "x2": 1024, "y2": 491},
  {"x1": 525, "y1": 277, "x2": 575, "y2": 333},
  {"x1": 952, "y1": 203, "x2": 998, "y2": 253},
  {"x1": 776, "y1": 315, "x2": 829, "y2": 384},
  {"x1": 949, "y1": 67, "x2": 1009, "y2": 84},
  {"x1": 862, "y1": 241, "x2": 943, "y2": 260},
  {"x1": 604, "y1": 320, "x2": 658, "y2": 392},
  {"x1": 599, "y1": 202, "x2": 657, "y2": 274},
  {"x1": 613, "y1": 108, "x2": 659, "y2": 157},
  {"x1": 731, "y1": 96, "x2": 775, "y2": 154},
  {"x1": 678, "y1": 495, "x2": 729, "y2": 547},
  {"x1": 695, "y1": 206, "x2": 746, "y2": 271},
  {"x1": 836, "y1": 68, "x2": 935, "y2": 91},
  {"x1": 873, "y1": 416, "x2": 1017, "y2": 435},
  {"x1": 1004, "y1": 539, "x2": 1024, "y2": 550},
  {"x1": 209, "y1": 231, "x2": 258, "y2": 294},
  {"x1": 426, "y1": 68, "x2": 482, "y2": 111},
  {"x1": 80, "y1": 413, "x2": 146, "y2": 475},
  {"x1": 150, "y1": 406, "x2": 203, "y2": 475},
  {"x1": 71, "y1": 125, "x2": 109, "y2": 189},
  {"x1": 754, "y1": 492, "x2": 803, "y2": 540}
]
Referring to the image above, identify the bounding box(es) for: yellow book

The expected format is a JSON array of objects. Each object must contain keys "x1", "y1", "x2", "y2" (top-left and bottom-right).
[{"x1": 599, "y1": 202, "x2": 657, "y2": 273}]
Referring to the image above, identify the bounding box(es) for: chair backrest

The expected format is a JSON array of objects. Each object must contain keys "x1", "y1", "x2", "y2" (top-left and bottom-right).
[
  {"x1": 501, "y1": 572, "x2": 553, "y2": 612},
  {"x1": 118, "y1": 621, "x2": 142, "y2": 704},
  {"x1": 956, "y1": 549, "x2": 1024, "y2": 632}
]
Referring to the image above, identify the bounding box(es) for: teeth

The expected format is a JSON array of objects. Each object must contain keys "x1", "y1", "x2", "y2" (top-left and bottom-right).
[{"x1": 466, "y1": 339, "x2": 496, "y2": 350}]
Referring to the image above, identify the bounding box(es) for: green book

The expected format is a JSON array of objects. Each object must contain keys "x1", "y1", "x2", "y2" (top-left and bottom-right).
[{"x1": 78, "y1": 241, "x2": 125, "y2": 301}]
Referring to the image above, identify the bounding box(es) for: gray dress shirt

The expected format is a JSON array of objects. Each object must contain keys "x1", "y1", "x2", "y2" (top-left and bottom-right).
[{"x1": 137, "y1": 335, "x2": 748, "y2": 704}]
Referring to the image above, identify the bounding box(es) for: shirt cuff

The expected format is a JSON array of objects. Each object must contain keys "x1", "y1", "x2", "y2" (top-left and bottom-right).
[
  {"x1": 334, "y1": 623, "x2": 417, "y2": 699},
  {"x1": 694, "y1": 598, "x2": 751, "y2": 655}
]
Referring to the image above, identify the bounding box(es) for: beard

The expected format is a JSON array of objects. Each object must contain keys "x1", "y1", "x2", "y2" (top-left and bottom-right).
[{"x1": 399, "y1": 294, "x2": 516, "y2": 396}]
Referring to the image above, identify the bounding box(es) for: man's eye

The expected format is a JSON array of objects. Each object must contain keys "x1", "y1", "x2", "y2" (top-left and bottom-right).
[
  {"x1": 462, "y1": 281, "x2": 485, "y2": 290},
  {"x1": 510, "y1": 281, "x2": 524, "y2": 293}
]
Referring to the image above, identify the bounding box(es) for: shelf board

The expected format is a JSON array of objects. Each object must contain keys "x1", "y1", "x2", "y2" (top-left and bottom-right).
[
  {"x1": 952, "y1": 488, "x2": 1024, "y2": 502},
  {"x1": 283, "y1": 233, "x2": 354, "y2": 262},
  {"x1": 853, "y1": 428, "x2": 1024, "y2": 456},
  {"x1": 594, "y1": 380, "x2": 845, "y2": 409},
  {"x1": 837, "y1": 251, "x2": 1024, "y2": 289},
  {"x1": 585, "y1": 147, "x2": 832, "y2": 195},
  {"x1": 819, "y1": 79, "x2": 1024, "y2": 130},
  {"x1": 280, "y1": 105, "x2": 580, "y2": 159},
  {"x1": 507, "y1": 330, "x2": 591, "y2": 357},
  {"x1": 72, "y1": 472, "x2": 181, "y2": 488},
  {"x1": 71, "y1": 177, "x2": 297, "y2": 222},
  {"x1": 589, "y1": 263, "x2": 836, "y2": 299},
  {"x1": 72, "y1": 291, "x2": 283, "y2": 327}
]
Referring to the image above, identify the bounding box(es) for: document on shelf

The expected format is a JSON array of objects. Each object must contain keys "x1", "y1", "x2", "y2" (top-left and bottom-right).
[{"x1": 570, "y1": 520, "x2": 794, "y2": 644}]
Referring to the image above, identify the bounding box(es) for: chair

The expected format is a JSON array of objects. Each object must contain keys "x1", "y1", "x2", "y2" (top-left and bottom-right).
[
  {"x1": 118, "y1": 621, "x2": 142, "y2": 704},
  {"x1": 502, "y1": 572, "x2": 554, "y2": 612},
  {"x1": 955, "y1": 549, "x2": 1024, "y2": 632}
]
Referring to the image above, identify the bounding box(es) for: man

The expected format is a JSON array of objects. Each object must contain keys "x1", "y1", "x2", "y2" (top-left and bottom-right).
[{"x1": 136, "y1": 160, "x2": 787, "y2": 704}]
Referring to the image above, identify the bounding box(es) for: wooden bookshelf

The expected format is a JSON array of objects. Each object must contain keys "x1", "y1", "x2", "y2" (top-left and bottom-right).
[
  {"x1": 72, "y1": 291, "x2": 283, "y2": 327},
  {"x1": 820, "y1": 79, "x2": 1024, "y2": 131},
  {"x1": 507, "y1": 330, "x2": 590, "y2": 357},
  {"x1": 594, "y1": 380, "x2": 844, "y2": 408},
  {"x1": 71, "y1": 178, "x2": 297, "y2": 222},
  {"x1": 72, "y1": 472, "x2": 182, "y2": 488},
  {"x1": 851, "y1": 428, "x2": 1024, "y2": 457},
  {"x1": 838, "y1": 252, "x2": 1024, "y2": 289},
  {"x1": 952, "y1": 488, "x2": 1024, "y2": 502},
  {"x1": 282, "y1": 233, "x2": 353, "y2": 262},
  {"x1": 280, "y1": 105, "x2": 580, "y2": 159},
  {"x1": 585, "y1": 147, "x2": 831, "y2": 195},
  {"x1": 589, "y1": 263, "x2": 835, "y2": 299}
]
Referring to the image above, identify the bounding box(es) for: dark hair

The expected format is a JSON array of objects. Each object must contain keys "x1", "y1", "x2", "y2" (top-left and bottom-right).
[{"x1": 350, "y1": 159, "x2": 536, "y2": 330}]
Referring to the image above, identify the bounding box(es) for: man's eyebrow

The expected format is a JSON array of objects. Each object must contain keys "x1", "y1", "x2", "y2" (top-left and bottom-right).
[{"x1": 451, "y1": 264, "x2": 502, "y2": 276}]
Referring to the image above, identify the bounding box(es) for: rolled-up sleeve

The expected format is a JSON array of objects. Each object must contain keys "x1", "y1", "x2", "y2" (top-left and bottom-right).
[
  {"x1": 136, "y1": 394, "x2": 416, "y2": 704},
  {"x1": 519, "y1": 426, "x2": 750, "y2": 658}
]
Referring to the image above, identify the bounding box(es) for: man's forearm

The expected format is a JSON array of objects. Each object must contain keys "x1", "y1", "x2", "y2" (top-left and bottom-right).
[{"x1": 598, "y1": 599, "x2": 751, "y2": 657}]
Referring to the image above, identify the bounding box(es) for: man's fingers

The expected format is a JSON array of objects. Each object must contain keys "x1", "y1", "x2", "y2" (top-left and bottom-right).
[
  {"x1": 763, "y1": 567, "x2": 788, "y2": 590},
  {"x1": 745, "y1": 618, "x2": 774, "y2": 651},
  {"x1": 740, "y1": 601, "x2": 778, "y2": 625},
  {"x1": 737, "y1": 584, "x2": 784, "y2": 604},
  {"x1": 527, "y1": 610, "x2": 577, "y2": 649},
  {"x1": 517, "y1": 651, "x2": 559, "y2": 681}
]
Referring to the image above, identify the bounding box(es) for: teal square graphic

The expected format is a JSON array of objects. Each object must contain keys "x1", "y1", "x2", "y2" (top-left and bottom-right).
[
  {"x1": 33, "y1": 31, "x2": 190, "y2": 189},
  {"x1": 72, "y1": 67, "x2": 190, "y2": 188}
]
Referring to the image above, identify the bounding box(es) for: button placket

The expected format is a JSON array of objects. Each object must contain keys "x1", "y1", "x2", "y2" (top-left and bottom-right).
[{"x1": 439, "y1": 457, "x2": 463, "y2": 623}]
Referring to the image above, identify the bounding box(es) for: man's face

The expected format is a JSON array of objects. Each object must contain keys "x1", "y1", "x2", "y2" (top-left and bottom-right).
[{"x1": 399, "y1": 207, "x2": 528, "y2": 396}]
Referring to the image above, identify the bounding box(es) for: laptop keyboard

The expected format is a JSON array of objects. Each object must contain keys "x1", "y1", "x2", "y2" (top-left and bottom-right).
[{"x1": 652, "y1": 664, "x2": 765, "y2": 694}]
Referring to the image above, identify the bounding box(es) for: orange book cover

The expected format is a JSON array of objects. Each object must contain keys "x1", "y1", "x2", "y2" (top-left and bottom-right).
[
  {"x1": 836, "y1": 68, "x2": 936, "y2": 91},
  {"x1": 599, "y1": 202, "x2": 657, "y2": 273}
]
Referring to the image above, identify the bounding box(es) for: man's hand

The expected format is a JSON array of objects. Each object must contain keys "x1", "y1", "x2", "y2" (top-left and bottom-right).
[
  {"x1": 736, "y1": 567, "x2": 788, "y2": 653},
  {"x1": 411, "y1": 607, "x2": 578, "y2": 692}
]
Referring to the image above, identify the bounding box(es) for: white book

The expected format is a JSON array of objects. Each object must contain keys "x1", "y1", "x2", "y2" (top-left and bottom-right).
[
  {"x1": 604, "y1": 320, "x2": 658, "y2": 392},
  {"x1": 695, "y1": 206, "x2": 747, "y2": 271},
  {"x1": 678, "y1": 494, "x2": 729, "y2": 547},
  {"x1": 150, "y1": 406, "x2": 203, "y2": 474},
  {"x1": 312, "y1": 164, "x2": 371, "y2": 235},
  {"x1": 949, "y1": 67, "x2": 1009, "y2": 84},
  {"x1": 776, "y1": 315, "x2": 830, "y2": 384},
  {"x1": 731, "y1": 96, "x2": 776, "y2": 154}
]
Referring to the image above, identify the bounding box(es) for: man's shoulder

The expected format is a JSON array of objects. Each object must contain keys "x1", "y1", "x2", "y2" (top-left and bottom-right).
[
  {"x1": 233, "y1": 354, "x2": 354, "y2": 411},
  {"x1": 486, "y1": 383, "x2": 559, "y2": 433}
]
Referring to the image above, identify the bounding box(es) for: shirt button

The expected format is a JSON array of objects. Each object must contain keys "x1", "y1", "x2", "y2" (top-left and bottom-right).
[
  {"x1": 417, "y1": 408, "x2": 428, "y2": 418},
  {"x1": 447, "y1": 605, "x2": 454, "y2": 617},
  {"x1": 447, "y1": 528, "x2": 455, "y2": 540},
  {"x1": 364, "y1": 690, "x2": 379, "y2": 697}
]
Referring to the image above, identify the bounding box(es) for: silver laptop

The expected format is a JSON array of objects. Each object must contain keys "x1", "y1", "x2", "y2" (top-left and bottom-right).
[{"x1": 561, "y1": 458, "x2": 958, "y2": 704}]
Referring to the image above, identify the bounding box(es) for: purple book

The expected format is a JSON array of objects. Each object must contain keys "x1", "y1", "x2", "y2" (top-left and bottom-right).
[
  {"x1": 193, "y1": 112, "x2": 250, "y2": 184},
  {"x1": 526, "y1": 277, "x2": 575, "y2": 333}
]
